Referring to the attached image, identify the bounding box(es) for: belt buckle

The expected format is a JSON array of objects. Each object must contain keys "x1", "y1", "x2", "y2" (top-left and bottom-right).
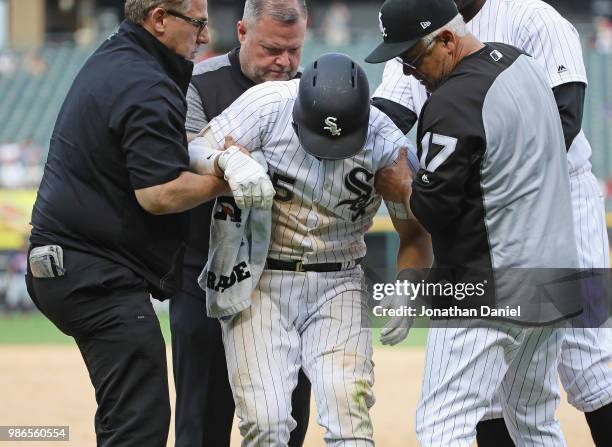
[{"x1": 295, "y1": 261, "x2": 304, "y2": 272}]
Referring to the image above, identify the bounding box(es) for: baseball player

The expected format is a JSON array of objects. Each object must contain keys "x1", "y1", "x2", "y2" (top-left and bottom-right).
[
  {"x1": 371, "y1": 0, "x2": 612, "y2": 445},
  {"x1": 171, "y1": 1, "x2": 311, "y2": 445},
  {"x1": 366, "y1": 0, "x2": 583, "y2": 445},
  {"x1": 190, "y1": 52, "x2": 430, "y2": 446}
]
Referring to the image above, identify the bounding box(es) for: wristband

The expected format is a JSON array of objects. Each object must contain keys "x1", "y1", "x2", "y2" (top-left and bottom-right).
[{"x1": 188, "y1": 137, "x2": 222, "y2": 176}]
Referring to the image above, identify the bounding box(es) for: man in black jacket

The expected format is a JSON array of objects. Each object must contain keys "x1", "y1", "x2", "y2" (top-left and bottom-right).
[{"x1": 27, "y1": 1, "x2": 272, "y2": 445}]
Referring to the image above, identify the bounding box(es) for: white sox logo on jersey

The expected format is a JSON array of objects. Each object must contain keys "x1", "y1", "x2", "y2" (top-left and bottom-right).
[
  {"x1": 336, "y1": 167, "x2": 375, "y2": 221},
  {"x1": 324, "y1": 117, "x2": 341, "y2": 136}
]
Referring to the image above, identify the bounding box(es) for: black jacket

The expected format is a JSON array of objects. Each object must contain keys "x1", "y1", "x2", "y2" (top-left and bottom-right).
[{"x1": 31, "y1": 20, "x2": 193, "y2": 299}]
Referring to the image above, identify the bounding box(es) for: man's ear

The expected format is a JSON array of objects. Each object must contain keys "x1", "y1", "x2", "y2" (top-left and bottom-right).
[
  {"x1": 149, "y1": 7, "x2": 167, "y2": 34},
  {"x1": 237, "y1": 20, "x2": 247, "y2": 44},
  {"x1": 438, "y1": 29, "x2": 457, "y2": 52}
]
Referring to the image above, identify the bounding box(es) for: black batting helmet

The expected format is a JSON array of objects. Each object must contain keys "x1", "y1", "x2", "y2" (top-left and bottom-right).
[{"x1": 292, "y1": 53, "x2": 370, "y2": 160}]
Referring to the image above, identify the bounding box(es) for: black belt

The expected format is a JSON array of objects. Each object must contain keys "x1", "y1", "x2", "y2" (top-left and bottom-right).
[{"x1": 265, "y1": 258, "x2": 363, "y2": 273}]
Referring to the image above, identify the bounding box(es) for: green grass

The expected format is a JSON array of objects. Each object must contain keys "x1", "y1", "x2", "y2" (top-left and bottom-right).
[
  {"x1": 0, "y1": 312, "x2": 428, "y2": 347},
  {"x1": 0, "y1": 313, "x2": 73, "y2": 344},
  {"x1": 0, "y1": 312, "x2": 172, "y2": 345},
  {"x1": 370, "y1": 327, "x2": 428, "y2": 347}
]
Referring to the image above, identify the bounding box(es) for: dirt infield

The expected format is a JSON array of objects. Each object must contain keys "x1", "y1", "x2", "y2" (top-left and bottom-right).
[{"x1": 0, "y1": 345, "x2": 593, "y2": 446}]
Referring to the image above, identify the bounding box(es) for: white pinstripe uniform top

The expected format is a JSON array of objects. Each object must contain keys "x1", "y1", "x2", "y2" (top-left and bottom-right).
[{"x1": 208, "y1": 78, "x2": 419, "y2": 263}]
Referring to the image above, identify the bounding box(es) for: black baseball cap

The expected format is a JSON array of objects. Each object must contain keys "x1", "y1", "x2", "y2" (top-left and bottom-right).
[{"x1": 365, "y1": 0, "x2": 459, "y2": 64}]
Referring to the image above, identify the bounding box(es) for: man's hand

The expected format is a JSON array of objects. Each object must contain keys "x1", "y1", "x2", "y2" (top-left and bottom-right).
[
  {"x1": 375, "y1": 147, "x2": 413, "y2": 212},
  {"x1": 217, "y1": 140, "x2": 274, "y2": 209},
  {"x1": 379, "y1": 290, "x2": 414, "y2": 346}
]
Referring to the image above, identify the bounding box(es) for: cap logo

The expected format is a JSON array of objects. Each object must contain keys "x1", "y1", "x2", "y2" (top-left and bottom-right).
[
  {"x1": 420, "y1": 21, "x2": 432, "y2": 29},
  {"x1": 324, "y1": 117, "x2": 342, "y2": 136},
  {"x1": 378, "y1": 11, "x2": 388, "y2": 38}
]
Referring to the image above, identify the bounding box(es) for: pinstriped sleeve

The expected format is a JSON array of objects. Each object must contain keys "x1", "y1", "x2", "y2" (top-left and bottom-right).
[
  {"x1": 517, "y1": 6, "x2": 587, "y2": 88},
  {"x1": 372, "y1": 109, "x2": 419, "y2": 175},
  {"x1": 207, "y1": 82, "x2": 284, "y2": 151},
  {"x1": 372, "y1": 59, "x2": 416, "y2": 112}
]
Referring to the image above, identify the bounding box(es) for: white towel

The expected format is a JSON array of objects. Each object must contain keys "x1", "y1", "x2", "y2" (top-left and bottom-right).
[{"x1": 198, "y1": 151, "x2": 271, "y2": 318}]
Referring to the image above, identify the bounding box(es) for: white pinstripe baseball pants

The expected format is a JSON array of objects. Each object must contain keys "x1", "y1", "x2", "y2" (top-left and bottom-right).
[
  {"x1": 220, "y1": 266, "x2": 375, "y2": 446},
  {"x1": 484, "y1": 170, "x2": 612, "y2": 421},
  {"x1": 554, "y1": 170, "x2": 612, "y2": 412},
  {"x1": 417, "y1": 320, "x2": 567, "y2": 447}
]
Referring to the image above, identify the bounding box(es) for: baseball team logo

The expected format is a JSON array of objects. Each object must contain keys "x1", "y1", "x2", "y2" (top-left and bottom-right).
[
  {"x1": 378, "y1": 11, "x2": 388, "y2": 38},
  {"x1": 336, "y1": 167, "x2": 375, "y2": 221},
  {"x1": 324, "y1": 116, "x2": 342, "y2": 136}
]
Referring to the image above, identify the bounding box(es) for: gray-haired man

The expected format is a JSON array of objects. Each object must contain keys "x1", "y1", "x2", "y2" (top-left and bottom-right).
[{"x1": 367, "y1": 0, "x2": 580, "y2": 445}]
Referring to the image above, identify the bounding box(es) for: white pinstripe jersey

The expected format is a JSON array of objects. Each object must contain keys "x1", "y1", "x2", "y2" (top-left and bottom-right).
[
  {"x1": 208, "y1": 79, "x2": 418, "y2": 264},
  {"x1": 373, "y1": 0, "x2": 592, "y2": 174}
]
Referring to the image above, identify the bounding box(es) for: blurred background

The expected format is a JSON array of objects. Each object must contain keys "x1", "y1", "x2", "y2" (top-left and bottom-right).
[{"x1": 0, "y1": 0, "x2": 610, "y2": 316}]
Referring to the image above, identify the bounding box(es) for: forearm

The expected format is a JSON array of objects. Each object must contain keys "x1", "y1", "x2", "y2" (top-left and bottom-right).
[
  {"x1": 392, "y1": 217, "x2": 433, "y2": 272},
  {"x1": 136, "y1": 171, "x2": 229, "y2": 215},
  {"x1": 163, "y1": 172, "x2": 229, "y2": 213},
  {"x1": 397, "y1": 225, "x2": 432, "y2": 271}
]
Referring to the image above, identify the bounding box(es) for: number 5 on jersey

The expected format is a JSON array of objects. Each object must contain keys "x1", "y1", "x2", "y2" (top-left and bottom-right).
[{"x1": 272, "y1": 172, "x2": 296, "y2": 202}]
